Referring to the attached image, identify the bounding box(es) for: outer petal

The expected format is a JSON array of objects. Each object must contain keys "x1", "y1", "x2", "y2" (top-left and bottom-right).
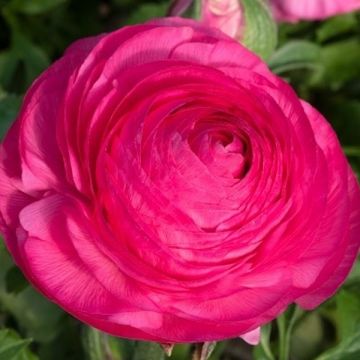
[
  {"x1": 239, "y1": 327, "x2": 261, "y2": 345},
  {"x1": 295, "y1": 102, "x2": 360, "y2": 308}
]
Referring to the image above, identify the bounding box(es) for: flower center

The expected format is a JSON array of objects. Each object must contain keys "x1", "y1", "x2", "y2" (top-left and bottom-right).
[{"x1": 188, "y1": 125, "x2": 251, "y2": 180}]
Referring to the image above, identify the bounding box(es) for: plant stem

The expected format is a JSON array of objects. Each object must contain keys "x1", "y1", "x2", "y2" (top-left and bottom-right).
[
  {"x1": 192, "y1": 342, "x2": 216, "y2": 360},
  {"x1": 277, "y1": 306, "x2": 304, "y2": 360},
  {"x1": 277, "y1": 314, "x2": 287, "y2": 360},
  {"x1": 260, "y1": 324, "x2": 275, "y2": 360}
]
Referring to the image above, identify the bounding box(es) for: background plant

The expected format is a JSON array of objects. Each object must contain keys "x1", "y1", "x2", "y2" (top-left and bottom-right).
[{"x1": 0, "y1": 1, "x2": 359, "y2": 359}]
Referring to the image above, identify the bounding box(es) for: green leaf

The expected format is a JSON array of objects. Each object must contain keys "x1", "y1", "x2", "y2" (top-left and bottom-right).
[
  {"x1": 12, "y1": 32, "x2": 50, "y2": 88},
  {"x1": 125, "y1": 3, "x2": 168, "y2": 25},
  {"x1": 133, "y1": 341, "x2": 165, "y2": 360},
  {"x1": 335, "y1": 290, "x2": 360, "y2": 341},
  {"x1": 268, "y1": 41, "x2": 322, "y2": 74},
  {"x1": 1, "y1": 288, "x2": 64, "y2": 343},
  {"x1": 169, "y1": 343, "x2": 190, "y2": 360},
  {"x1": 9, "y1": 0, "x2": 67, "y2": 15},
  {"x1": 0, "y1": 51, "x2": 19, "y2": 90},
  {"x1": 315, "y1": 328, "x2": 360, "y2": 360},
  {"x1": 0, "y1": 92, "x2": 21, "y2": 138},
  {"x1": 345, "y1": 258, "x2": 360, "y2": 286},
  {"x1": 241, "y1": 0, "x2": 277, "y2": 60},
  {"x1": 312, "y1": 38, "x2": 360, "y2": 89},
  {"x1": 82, "y1": 327, "x2": 121, "y2": 360},
  {"x1": 82, "y1": 327, "x2": 105, "y2": 360},
  {"x1": 5, "y1": 266, "x2": 28, "y2": 294},
  {"x1": 321, "y1": 99, "x2": 360, "y2": 147},
  {"x1": 0, "y1": 329, "x2": 37, "y2": 360},
  {"x1": 343, "y1": 147, "x2": 360, "y2": 157},
  {"x1": 0, "y1": 32, "x2": 49, "y2": 93},
  {"x1": 82, "y1": 326, "x2": 134, "y2": 360},
  {"x1": 0, "y1": 248, "x2": 63, "y2": 343},
  {"x1": 193, "y1": 0, "x2": 201, "y2": 19},
  {"x1": 254, "y1": 345, "x2": 271, "y2": 360},
  {"x1": 317, "y1": 14, "x2": 358, "y2": 43}
]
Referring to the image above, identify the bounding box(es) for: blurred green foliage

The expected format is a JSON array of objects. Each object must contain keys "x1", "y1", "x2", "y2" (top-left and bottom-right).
[
  {"x1": 0, "y1": 1, "x2": 359, "y2": 359},
  {"x1": 241, "y1": 0, "x2": 278, "y2": 60}
]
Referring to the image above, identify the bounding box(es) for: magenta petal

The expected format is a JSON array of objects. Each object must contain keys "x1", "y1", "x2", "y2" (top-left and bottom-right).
[
  {"x1": 272, "y1": 0, "x2": 360, "y2": 22},
  {"x1": 239, "y1": 327, "x2": 261, "y2": 345}
]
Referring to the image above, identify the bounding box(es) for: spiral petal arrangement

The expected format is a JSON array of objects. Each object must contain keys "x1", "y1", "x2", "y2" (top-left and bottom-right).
[{"x1": 0, "y1": 18, "x2": 359, "y2": 343}]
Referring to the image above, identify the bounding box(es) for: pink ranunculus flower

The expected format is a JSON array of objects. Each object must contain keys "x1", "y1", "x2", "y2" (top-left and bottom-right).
[
  {"x1": 200, "y1": 0, "x2": 244, "y2": 40},
  {"x1": 170, "y1": 0, "x2": 360, "y2": 28},
  {"x1": 272, "y1": 0, "x2": 360, "y2": 22},
  {"x1": 0, "y1": 18, "x2": 359, "y2": 344}
]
